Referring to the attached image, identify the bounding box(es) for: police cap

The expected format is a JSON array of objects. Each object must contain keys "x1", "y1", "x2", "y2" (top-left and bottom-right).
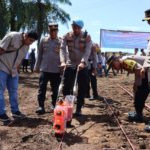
[
  {"x1": 142, "y1": 9, "x2": 150, "y2": 21},
  {"x1": 72, "y1": 20, "x2": 84, "y2": 29},
  {"x1": 48, "y1": 23, "x2": 58, "y2": 30}
]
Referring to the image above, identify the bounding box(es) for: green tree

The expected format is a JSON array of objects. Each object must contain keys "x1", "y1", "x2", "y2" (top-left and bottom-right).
[
  {"x1": 0, "y1": 0, "x2": 71, "y2": 40},
  {"x1": 23, "y1": 0, "x2": 72, "y2": 42},
  {"x1": 0, "y1": 0, "x2": 9, "y2": 38}
]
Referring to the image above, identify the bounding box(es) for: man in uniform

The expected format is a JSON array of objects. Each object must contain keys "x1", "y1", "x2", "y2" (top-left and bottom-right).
[
  {"x1": 34, "y1": 23, "x2": 61, "y2": 115},
  {"x1": 0, "y1": 30, "x2": 38, "y2": 125},
  {"x1": 107, "y1": 55, "x2": 149, "y2": 122},
  {"x1": 60, "y1": 19, "x2": 92, "y2": 116},
  {"x1": 142, "y1": 8, "x2": 150, "y2": 132},
  {"x1": 86, "y1": 43, "x2": 99, "y2": 100},
  {"x1": 143, "y1": 9, "x2": 150, "y2": 56}
]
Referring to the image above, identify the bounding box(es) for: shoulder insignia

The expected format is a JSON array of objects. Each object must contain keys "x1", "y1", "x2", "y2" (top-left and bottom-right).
[{"x1": 43, "y1": 37, "x2": 49, "y2": 43}]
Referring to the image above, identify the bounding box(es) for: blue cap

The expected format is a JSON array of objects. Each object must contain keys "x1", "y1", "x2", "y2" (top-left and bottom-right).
[{"x1": 72, "y1": 20, "x2": 84, "y2": 28}]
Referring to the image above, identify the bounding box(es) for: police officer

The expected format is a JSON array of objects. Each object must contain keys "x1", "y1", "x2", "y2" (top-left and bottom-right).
[
  {"x1": 34, "y1": 23, "x2": 61, "y2": 115},
  {"x1": 142, "y1": 9, "x2": 150, "y2": 132},
  {"x1": 107, "y1": 55, "x2": 148, "y2": 122},
  {"x1": 143, "y1": 9, "x2": 150, "y2": 56},
  {"x1": 0, "y1": 30, "x2": 38, "y2": 125},
  {"x1": 87, "y1": 43, "x2": 99, "y2": 100},
  {"x1": 60, "y1": 20, "x2": 92, "y2": 116}
]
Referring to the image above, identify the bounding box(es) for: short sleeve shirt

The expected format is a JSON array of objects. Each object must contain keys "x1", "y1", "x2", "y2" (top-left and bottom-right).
[{"x1": 0, "y1": 32, "x2": 29, "y2": 76}]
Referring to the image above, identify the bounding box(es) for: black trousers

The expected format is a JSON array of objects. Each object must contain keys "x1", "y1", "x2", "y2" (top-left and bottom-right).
[
  {"x1": 134, "y1": 74, "x2": 149, "y2": 116},
  {"x1": 87, "y1": 68, "x2": 98, "y2": 97},
  {"x1": 38, "y1": 72, "x2": 61, "y2": 107},
  {"x1": 63, "y1": 67, "x2": 89, "y2": 112}
]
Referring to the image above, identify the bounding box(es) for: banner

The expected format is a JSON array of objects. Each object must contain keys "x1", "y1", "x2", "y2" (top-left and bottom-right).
[{"x1": 100, "y1": 29, "x2": 150, "y2": 49}]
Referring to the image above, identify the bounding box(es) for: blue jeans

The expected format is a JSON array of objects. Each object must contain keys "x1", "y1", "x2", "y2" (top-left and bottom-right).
[
  {"x1": 0, "y1": 71, "x2": 19, "y2": 115},
  {"x1": 97, "y1": 65, "x2": 107, "y2": 76}
]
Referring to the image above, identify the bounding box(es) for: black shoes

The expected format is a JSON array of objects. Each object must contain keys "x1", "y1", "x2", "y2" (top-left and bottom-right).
[
  {"x1": 128, "y1": 112, "x2": 143, "y2": 122},
  {"x1": 36, "y1": 107, "x2": 45, "y2": 115},
  {"x1": 12, "y1": 111, "x2": 26, "y2": 119},
  {"x1": 144, "y1": 125, "x2": 150, "y2": 132},
  {"x1": 89, "y1": 95, "x2": 101, "y2": 100},
  {"x1": 0, "y1": 114, "x2": 12, "y2": 125}
]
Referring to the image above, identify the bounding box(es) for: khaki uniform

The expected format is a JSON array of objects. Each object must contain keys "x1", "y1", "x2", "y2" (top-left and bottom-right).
[
  {"x1": 35, "y1": 36, "x2": 62, "y2": 109},
  {"x1": 35, "y1": 36, "x2": 61, "y2": 73},
  {"x1": 87, "y1": 46, "x2": 98, "y2": 98},
  {"x1": 0, "y1": 32, "x2": 29, "y2": 76},
  {"x1": 121, "y1": 55, "x2": 145, "y2": 86},
  {"x1": 87, "y1": 50, "x2": 97, "y2": 70},
  {"x1": 60, "y1": 31, "x2": 92, "y2": 113},
  {"x1": 121, "y1": 55, "x2": 149, "y2": 118},
  {"x1": 60, "y1": 31, "x2": 92, "y2": 67}
]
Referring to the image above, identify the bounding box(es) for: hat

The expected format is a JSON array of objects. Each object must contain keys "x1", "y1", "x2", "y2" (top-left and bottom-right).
[
  {"x1": 48, "y1": 23, "x2": 58, "y2": 30},
  {"x1": 72, "y1": 20, "x2": 84, "y2": 28},
  {"x1": 142, "y1": 9, "x2": 150, "y2": 21}
]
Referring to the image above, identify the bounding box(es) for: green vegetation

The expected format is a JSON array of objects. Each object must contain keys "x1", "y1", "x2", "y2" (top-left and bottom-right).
[{"x1": 0, "y1": 0, "x2": 72, "y2": 41}]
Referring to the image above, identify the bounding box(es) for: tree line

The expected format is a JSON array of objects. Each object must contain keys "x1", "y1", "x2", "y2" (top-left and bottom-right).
[{"x1": 0, "y1": 0, "x2": 72, "y2": 41}]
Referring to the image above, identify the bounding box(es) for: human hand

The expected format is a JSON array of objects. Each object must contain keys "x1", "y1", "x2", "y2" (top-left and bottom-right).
[
  {"x1": 140, "y1": 67, "x2": 145, "y2": 78},
  {"x1": 78, "y1": 62, "x2": 85, "y2": 70},
  {"x1": 92, "y1": 69, "x2": 97, "y2": 76}
]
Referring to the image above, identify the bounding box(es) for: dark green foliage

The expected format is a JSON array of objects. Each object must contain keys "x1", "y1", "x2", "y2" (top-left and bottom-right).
[{"x1": 0, "y1": 0, "x2": 72, "y2": 41}]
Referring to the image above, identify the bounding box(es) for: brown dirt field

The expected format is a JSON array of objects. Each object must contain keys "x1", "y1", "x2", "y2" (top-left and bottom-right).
[{"x1": 0, "y1": 71, "x2": 150, "y2": 150}]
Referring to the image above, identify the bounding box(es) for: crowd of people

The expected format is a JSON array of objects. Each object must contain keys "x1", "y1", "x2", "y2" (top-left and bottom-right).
[{"x1": 0, "y1": 9, "x2": 150, "y2": 132}]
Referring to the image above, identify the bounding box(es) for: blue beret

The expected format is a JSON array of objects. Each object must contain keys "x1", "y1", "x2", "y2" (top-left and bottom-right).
[{"x1": 72, "y1": 20, "x2": 84, "y2": 28}]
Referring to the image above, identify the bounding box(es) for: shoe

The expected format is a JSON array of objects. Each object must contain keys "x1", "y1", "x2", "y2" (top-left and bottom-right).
[
  {"x1": 0, "y1": 114, "x2": 11, "y2": 123},
  {"x1": 12, "y1": 111, "x2": 26, "y2": 119},
  {"x1": 89, "y1": 96, "x2": 95, "y2": 100},
  {"x1": 128, "y1": 112, "x2": 143, "y2": 122},
  {"x1": 89, "y1": 95, "x2": 100, "y2": 100},
  {"x1": 94, "y1": 95, "x2": 103, "y2": 100},
  {"x1": 50, "y1": 105, "x2": 55, "y2": 112},
  {"x1": 144, "y1": 125, "x2": 150, "y2": 132},
  {"x1": 0, "y1": 114, "x2": 12, "y2": 126},
  {"x1": 36, "y1": 107, "x2": 45, "y2": 115},
  {"x1": 51, "y1": 105, "x2": 55, "y2": 110},
  {"x1": 94, "y1": 95, "x2": 99, "y2": 99}
]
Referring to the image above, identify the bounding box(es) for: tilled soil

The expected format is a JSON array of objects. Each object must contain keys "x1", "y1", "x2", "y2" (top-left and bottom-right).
[{"x1": 0, "y1": 72, "x2": 150, "y2": 150}]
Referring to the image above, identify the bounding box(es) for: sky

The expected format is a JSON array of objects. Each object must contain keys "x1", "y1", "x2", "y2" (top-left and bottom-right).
[
  {"x1": 58, "y1": 0, "x2": 150, "y2": 53},
  {"x1": 30, "y1": 0, "x2": 150, "y2": 53}
]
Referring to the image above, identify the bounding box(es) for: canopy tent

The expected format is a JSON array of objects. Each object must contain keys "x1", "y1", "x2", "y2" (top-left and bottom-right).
[{"x1": 100, "y1": 29, "x2": 150, "y2": 49}]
